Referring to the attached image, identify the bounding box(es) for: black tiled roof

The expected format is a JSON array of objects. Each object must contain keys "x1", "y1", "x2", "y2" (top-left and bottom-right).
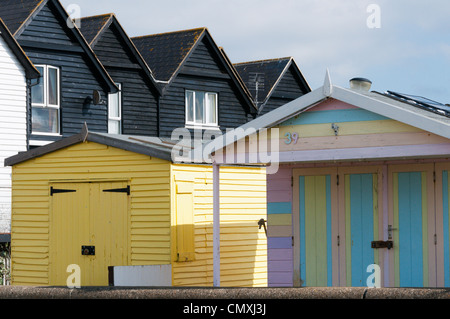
[
  {"x1": 79, "y1": 13, "x2": 112, "y2": 45},
  {"x1": 131, "y1": 28, "x2": 205, "y2": 82},
  {"x1": 234, "y1": 57, "x2": 291, "y2": 103},
  {"x1": 0, "y1": 0, "x2": 43, "y2": 35}
]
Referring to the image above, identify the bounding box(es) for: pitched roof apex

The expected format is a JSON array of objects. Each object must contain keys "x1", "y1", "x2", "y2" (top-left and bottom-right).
[
  {"x1": 132, "y1": 27, "x2": 206, "y2": 40},
  {"x1": 323, "y1": 68, "x2": 333, "y2": 97},
  {"x1": 10, "y1": 0, "x2": 47, "y2": 37},
  {"x1": 234, "y1": 56, "x2": 293, "y2": 66},
  {"x1": 80, "y1": 12, "x2": 114, "y2": 20}
]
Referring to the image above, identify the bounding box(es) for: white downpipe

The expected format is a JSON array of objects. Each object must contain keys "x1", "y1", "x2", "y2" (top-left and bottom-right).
[{"x1": 213, "y1": 162, "x2": 220, "y2": 287}]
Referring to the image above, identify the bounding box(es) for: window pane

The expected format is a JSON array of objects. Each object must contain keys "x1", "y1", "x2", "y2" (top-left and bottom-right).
[
  {"x1": 32, "y1": 107, "x2": 59, "y2": 133},
  {"x1": 48, "y1": 67, "x2": 59, "y2": 105},
  {"x1": 195, "y1": 91, "x2": 205, "y2": 124},
  {"x1": 207, "y1": 93, "x2": 217, "y2": 124},
  {"x1": 109, "y1": 92, "x2": 120, "y2": 118},
  {"x1": 31, "y1": 66, "x2": 44, "y2": 104},
  {"x1": 108, "y1": 120, "x2": 120, "y2": 134},
  {"x1": 186, "y1": 91, "x2": 194, "y2": 123}
]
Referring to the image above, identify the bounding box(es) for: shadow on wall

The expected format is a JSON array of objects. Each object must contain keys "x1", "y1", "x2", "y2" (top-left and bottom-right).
[
  {"x1": 40, "y1": 221, "x2": 267, "y2": 288},
  {"x1": 171, "y1": 221, "x2": 268, "y2": 287}
]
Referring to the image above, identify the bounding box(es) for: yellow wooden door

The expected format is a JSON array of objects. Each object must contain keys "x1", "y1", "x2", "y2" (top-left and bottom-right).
[
  {"x1": 50, "y1": 182, "x2": 129, "y2": 286},
  {"x1": 175, "y1": 180, "x2": 195, "y2": 262}
]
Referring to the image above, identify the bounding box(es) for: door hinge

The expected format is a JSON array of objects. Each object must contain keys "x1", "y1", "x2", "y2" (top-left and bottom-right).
[
  {"x1": 292, "y1": 236, "x2": 294, "y2": 247},
  {"x1": 103, "y1": 185, "x2": 130, "y2": 195},
  {"x1": 434, "y1": 234, "x2": 437, "y2": 245},
  {"x1": 337, "y1": 174, "x2": 340, "y2": 186},
  {"x1": 50, "y1": 187, "x2": 76, "y2": 196},
  {"x1": 291, "y1": 176, "x2": 294, "y2": 187},
  {"x1": 433, "y1": 171, "x2": 436, "y2": 183},
  {"x1": 337, "y1": 235, "x2": 340, "y2": 246}
]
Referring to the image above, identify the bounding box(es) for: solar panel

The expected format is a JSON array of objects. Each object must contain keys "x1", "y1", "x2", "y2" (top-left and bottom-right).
[{"x1": 385, "y1": 91, "x2": 450, "y2": 117}]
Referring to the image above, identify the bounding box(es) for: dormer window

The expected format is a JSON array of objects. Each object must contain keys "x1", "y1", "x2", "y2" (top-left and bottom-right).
[
  {"x1": 31, "y1": 65, "x2": 60, "y2": 134},
  {"x1": 185, "y1": 90, "x2": 218, "y2": 128}
]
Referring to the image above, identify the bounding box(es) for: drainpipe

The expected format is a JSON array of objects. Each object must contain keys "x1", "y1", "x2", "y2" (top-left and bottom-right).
[
  {"x1": 213, "y1": 162, "x2": 220, "y2": 287},
  {"x1": 157, "y1": 95, "x2": 161, "y2": 137},
  {"x1": 27, "y1": 78, "x2": 39, "y2": 150},
  {"x1": 382, "y1": 165, "x2": 390, "y2": 287}
]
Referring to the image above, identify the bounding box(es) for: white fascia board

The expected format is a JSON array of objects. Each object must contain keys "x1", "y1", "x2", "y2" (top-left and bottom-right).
[{"x1": 205, "y1": 86, "x2": 327, "y2": 157}]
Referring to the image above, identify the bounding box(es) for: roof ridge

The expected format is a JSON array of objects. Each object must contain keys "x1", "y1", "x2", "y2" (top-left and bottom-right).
[
  {"x1": 234, "y1": 57, "x2": 292, "y2": 66},
  {"x1": 131, "y1": 27, "x2": 206, "y2": 40},
  {"x1": 82, "y1": 13, "x2": 114, "y2": 46}
]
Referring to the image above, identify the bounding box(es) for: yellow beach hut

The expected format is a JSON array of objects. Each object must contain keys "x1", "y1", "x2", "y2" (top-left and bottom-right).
[{"x1": 4, "y1": 125, "x2": 267, "y2": 287}]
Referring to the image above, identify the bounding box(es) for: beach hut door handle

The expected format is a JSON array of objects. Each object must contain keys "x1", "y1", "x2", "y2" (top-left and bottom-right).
[
  {"x1": 258, "y1": 219, "x2": 267, "y2": 236},
  {"x1": 388, "y1": 225, "x2": 397, "y2": 239}
]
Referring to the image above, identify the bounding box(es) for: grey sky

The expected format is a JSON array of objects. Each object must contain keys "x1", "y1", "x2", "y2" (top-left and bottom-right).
[{"x1": 61, "y1": 0, "x2": 450, "y2": 103}]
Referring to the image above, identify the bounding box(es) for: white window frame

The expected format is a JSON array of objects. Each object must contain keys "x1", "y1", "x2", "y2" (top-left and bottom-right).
[
  {"x1": 108, "y1": 83, "x2": 122, "y2": 134},
  {"x1": 185, "y1": 90, "x2": 219, "y2": 128},
  {"x1": 31, "y1": 65, "x2": 61, "y2": 135}
]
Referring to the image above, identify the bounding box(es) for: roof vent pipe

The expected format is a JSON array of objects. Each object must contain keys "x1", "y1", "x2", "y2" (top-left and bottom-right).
[{"x1": 349, "y1": 77, "x2": 372, "y2": 92}]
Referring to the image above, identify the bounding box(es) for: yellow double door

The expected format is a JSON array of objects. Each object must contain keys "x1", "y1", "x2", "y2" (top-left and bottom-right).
[{"x1": 49, "y1": 182, "x2": 129, "y2": 286}]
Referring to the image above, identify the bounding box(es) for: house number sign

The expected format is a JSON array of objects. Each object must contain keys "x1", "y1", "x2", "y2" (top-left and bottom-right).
[{"x1": 285, "y1": 132, "x2": 299, "y2": 145}]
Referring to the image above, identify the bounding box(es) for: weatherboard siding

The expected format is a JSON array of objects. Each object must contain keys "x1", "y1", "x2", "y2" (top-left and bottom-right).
[
  {"x1": 91, "y1": 24, "x2": 135, "y2": 65},
  {"x1": 23, "y1": 50, "x2": 110, "y2": 137},
  {"x1": 16, "y1": 1, "x2": 111, "y2": 142},
  {"x1": 160, "y1": 76, "x2": 250, "y2": 137},
  {"x1": 260, "y1": 66, "x2": 307, "y2": 116},
  {"x1": 10, "y1": 141, "x2": 267, "y2": 287},
  {"x1": 17, "y1": 3, "x2": 74, "y2": 46},
  {"x1": 227, "y1": 99, "x2": 449, "y2": 163},
  {"x1": 267, "y1": 167, "x2": 293, "y2": 287},
  {"x1": 10, "y1": 142, "x2": 172, "y2": 285},
  {"x1": 437, "y1": 165, "x2": 450, "y2": 287},
  {"x1": 182, "y1": 37, "x2": 223, "y2": 74},
  {"x1": 159, "y1": 37, "x2": 250, "y2": 138},
  {"x1": 0, "y1": 34, "x2": 28, "y2": 233},
  {"x1": 275, "y1": 103, "x2": 450, "y2": 161},
  {"x1": 92, "y1": 25, "x2": 159, "y2": 136},
  {"x1": 170, "y1": 165, "x2": 267, "y2": 287},
  {"x1": 261, "y1": 98, "x2": 450, "y2": 287},
  {"x1": 266, "y1": 161, "x2": 450, "y2": 288}
]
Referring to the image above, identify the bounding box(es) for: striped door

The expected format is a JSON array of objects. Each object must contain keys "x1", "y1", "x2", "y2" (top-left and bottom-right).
[
  {"x1": 299, "y1": 175, "x2": 333, "y2": 286},
  {"x1": 392, "y1": 170, "x2": 435, "y2": 287},
  {"x1": 344, "y1": 173, "x2": 378, "y2": 287}
]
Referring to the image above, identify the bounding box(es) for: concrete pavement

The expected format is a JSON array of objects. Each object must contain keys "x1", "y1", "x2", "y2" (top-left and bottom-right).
[{"x1": 0, "y1": 286, "x2": 449, "y2": 299}]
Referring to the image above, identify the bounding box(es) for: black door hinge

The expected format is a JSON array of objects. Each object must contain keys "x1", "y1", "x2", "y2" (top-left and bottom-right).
[
  {"x1": 103, "y1": 185, "x2": 130, "y2": 195},
  {"x1": 50, "y1": 187, "x2": 76, "y2": 196}
]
